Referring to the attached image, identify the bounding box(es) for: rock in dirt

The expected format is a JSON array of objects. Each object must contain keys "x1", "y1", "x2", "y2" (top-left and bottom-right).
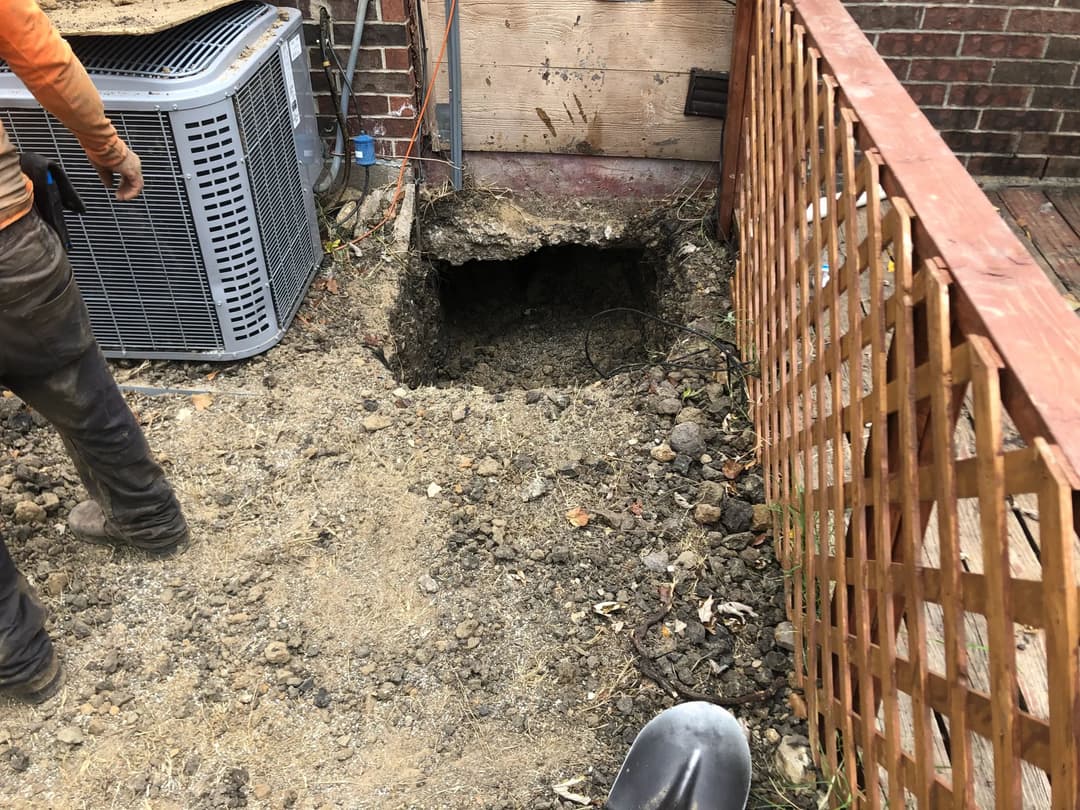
[
  {"x1": 650, "y1": 443, "x2": 676, "y2": 463},
  {"x1": 697, "y1": 481, "x2": 726, "y2": 507},
  {"x1": 13, "y1": 500, "x2": 46, "y2": 525},
  {"x1": 752, "y1": 503, "x2": 773, "y2": 532},
  {"x1": 694, "y1": 503, "x2": 723, "y2": 525},
  {"x1": 774, "y1": 621, "x2": 796, "y2": 651},
  {"x1": 668, "y1": 422, "x2": 706, "y2": 457},
  {"x1": 362, "y1": 414, "x2": 393, "y2": 432},
  {"x1": 655, "y1": 398, "x2": 682, "y2": 416},
  {"x1": 418, "y1": 574, "x2": 439, "y2": 594},
  {"x1": 642, "y1": 550, "x2": 669, "y2": 573},
  {"x1": 7, "y1": 747, "x2": 29, "y2": 772},
  {"x1": 520, "y1": 476, "x2": 551, "y2": 502},
  {"x1": 722, "y1": 498, "x2": 755, "y2": 534},
  {"x1": 56, "y1": 726, "x2": 85, "y2": 746},
  {"x1": 263, "y1": 642, "x2": 291, "y2": 665},
  {"x1": 45, "y1": 571, "x2": 71, "y2": 597},
  {"x1": 476, "y1": 457, "x2": 500, "y2": 477},
  {"x1": 674, "y1": 407, "x2": 707, "y2": 425},
  {"x1": 451, "y1": 405, "x2": 468, "y2": 423},
  {"x1": 455, "y1": 619, "x2": 479, "y2": 639},
  {"x1": 252, "y1": 783, "x2": 271, "y2": 801},
  {"x1": 775, "y1": 735, "x2": 814, "y2": 785}
]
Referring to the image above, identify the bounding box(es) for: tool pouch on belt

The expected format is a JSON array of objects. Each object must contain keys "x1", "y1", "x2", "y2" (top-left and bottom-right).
[{"x1": 18, "y1": 153, "x2": 86, "y2": 250}]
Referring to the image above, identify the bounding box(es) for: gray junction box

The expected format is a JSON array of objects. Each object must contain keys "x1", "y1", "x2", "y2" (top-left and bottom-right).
[{"x1": 0, "y1": 2, "x2": 323, "y2": 360}]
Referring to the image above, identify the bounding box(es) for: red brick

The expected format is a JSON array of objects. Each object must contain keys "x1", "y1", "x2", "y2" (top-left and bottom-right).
[
  {"x1": 314, "y1": 44, "x2": 382, "y2": 70},
  {"x1": 877, "y1": 32, "x2": 961, "y2": 57},
  {"x1": 1032, "y1": 86, "x2": 1080, "y2": 109},
  {"x1": 1009, "y1": 9, "x2": 1080, "y2": 36},
  {"x1": 992, "y1": 60, "x2": 1074, "y2": 85},
  {"x1": 909, "y1": 59, "x2": 991, "y2": 82},
  {"x1": 848, "y1": 4, "x2": 922, "y2": 30},
  {"x1": 387, "y1": 95, "x2": 417, "y2": 117},
  {"x1": 357, "y1": 94, "x2": 392, "y2": 116},
  {"x1": 924, "y1": 6, "x2": 1008, "y2": 31},
  {"x1": 365, "y1": 116, "x2": 420, "y2": 138},
  {"x1": 980, "y1": 109, "x2": 1060, "y2": 132},
  {"x1": 381, "y1": 0, "x2": 408, "y2": 22},
  {"x1": 1046, "y1": 37, "x2": 1080, "y2": 61},
  {"x1": 942, "y1": 130, "x2": 1018, "y2": 154},
  {"x1": 1045, "y1": 157, "x2": 1080, "y2": 178},
  {"x1": 948, "y1": 84, "x2": 1030, "y2": 108},
  {"x1": 1018, "y1": 132, "x2": 1080, "y2": 155},
  {"x1": 965, "y1": 155, "x2": 1047, "y2": 176},
  {"x1": 384, "y1": 46, "x2": 412, "y2": 70},
  {"x1": 354, "y1": 69, "x2": 415, "y2": 95},
  {"x1": 961, "y1": 34, "x2": 1047, "y2": 59},
  {"x1": 905, "y1": 83, "x2": 947, "y2": 106},
  {"x1": 883, "y1": 58, "x2": 910, "y2": 81},
  {"x1": 922, "y1": 107, "x2": 980, "y2": 129}
]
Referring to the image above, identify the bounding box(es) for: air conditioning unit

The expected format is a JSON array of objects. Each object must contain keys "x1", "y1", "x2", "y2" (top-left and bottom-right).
[{"x1": 0, "y1": 1, "x2": 323, "y2": 360}]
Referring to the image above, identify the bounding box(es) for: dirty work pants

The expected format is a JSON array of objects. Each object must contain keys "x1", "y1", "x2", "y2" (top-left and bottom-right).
[{"x1": 0, "y1": 211, "x2": 187, "y2": 689}]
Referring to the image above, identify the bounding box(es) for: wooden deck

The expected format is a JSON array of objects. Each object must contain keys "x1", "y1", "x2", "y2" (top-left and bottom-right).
[{"x1": 988, "y1": 186, "x2": 1080, "y2": 312}]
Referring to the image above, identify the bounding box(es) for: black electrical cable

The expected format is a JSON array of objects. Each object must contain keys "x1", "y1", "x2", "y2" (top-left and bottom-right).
[
  {"x1": 583, "y1": 307, "x2": 753, "y2": 405},
  {"x1": 318, "y1": 7, "x2": 351, "y2": 205}
]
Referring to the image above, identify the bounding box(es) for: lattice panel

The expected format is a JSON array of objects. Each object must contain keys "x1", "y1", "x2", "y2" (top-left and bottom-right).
[{"x1": 732, "y1": 0, "x2": 1080, "y2": 807}]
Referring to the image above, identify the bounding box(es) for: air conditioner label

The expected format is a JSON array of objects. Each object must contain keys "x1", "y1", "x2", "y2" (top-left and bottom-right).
[
  {"x1": 281, "y1": 47, "x2": 301, "y2": 129},
  {"x1": 289, "y1": 35, "x2": 303, "y2": 61}
]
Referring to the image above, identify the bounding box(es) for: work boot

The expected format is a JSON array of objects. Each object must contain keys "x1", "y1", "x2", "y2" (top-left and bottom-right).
[
  {"x1": 1, "y1": 650, "x2": 64, "y2": 705},
  {"x1": 68, "y1": 500, "x2": 189, "y2": 557}
]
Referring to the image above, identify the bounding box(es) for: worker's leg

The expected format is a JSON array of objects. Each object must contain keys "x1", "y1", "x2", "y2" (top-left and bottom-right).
[
  {"x1": 0, "y1": 538, "x2": 58, "y2": 698},
  {"x1": 0, "y1": 212, "x2": 188, "y2": 553}
]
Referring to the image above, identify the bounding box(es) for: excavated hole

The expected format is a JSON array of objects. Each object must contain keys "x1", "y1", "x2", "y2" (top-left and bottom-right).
[{"x1": 427, "y1": 244, "x2": 664, "y2": 391}]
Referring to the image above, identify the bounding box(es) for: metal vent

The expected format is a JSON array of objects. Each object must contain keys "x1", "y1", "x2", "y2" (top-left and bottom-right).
[
  {"x1": 684, "y1": 69, "x2": 730, "y2": 119},
  {"x1": 235, "y1": 55, "x2": 318, "y2": 327},
  {"x1": 0, "y1": 108, "x2": 223, "y2": 354},
  {"x1": 0, "y1": 1, "x2": 269, "y2": 79},
  {"x1": 179, "y1": 111, "x2": 273, "y2": 343}
]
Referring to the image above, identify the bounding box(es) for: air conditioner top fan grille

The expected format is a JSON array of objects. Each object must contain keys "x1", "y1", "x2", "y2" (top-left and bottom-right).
[{"x1": 0, "y1": 1, "x2": 269, "y2": 80}]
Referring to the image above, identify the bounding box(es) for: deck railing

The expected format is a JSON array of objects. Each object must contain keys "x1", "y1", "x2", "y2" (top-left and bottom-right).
[{"x1": 719, "y1": 0, "x2": 1080, "y2": 806}]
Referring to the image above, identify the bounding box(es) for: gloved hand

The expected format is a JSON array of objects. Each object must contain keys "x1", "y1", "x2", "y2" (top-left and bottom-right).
[{"x1": 93, "y1": 148, "x2": 143, "y2": 201}]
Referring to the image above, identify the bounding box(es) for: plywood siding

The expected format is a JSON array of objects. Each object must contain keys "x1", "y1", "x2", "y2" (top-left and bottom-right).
[{"x1": 419, "y1": 0, "x2": 735, "y2": 161}]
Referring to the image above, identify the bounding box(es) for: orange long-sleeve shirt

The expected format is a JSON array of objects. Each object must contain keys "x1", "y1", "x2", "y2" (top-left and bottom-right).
[{"x1": 0, "y1": 0, "x2": 128, "y2": 229}]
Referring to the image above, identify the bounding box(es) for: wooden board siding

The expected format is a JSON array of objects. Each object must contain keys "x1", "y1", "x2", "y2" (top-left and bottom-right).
[{"x1": 418, "y1": 0, "x2": 735, "y2": 161}]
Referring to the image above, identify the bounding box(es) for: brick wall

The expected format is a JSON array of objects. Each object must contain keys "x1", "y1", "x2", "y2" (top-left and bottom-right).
[
  {"x1": 845, "y1": 1, "x2": 1080, "y2": 178},
  {"x1": 284, "y1": 0, "x2": 419, "y2": 162}
]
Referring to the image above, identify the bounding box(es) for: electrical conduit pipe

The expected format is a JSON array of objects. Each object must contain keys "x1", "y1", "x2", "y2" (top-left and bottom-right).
[{"x1": 316, "y1": 0, "x2": 371, "y2": 192}]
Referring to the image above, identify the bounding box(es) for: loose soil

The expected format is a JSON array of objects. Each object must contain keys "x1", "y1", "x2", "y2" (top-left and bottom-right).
[
  {"x1": 42, "y1": 0, "x2": 239, "y2": 37},
  {"x1": 0, "y1": 189, "x2": 820, "y2": 809}
]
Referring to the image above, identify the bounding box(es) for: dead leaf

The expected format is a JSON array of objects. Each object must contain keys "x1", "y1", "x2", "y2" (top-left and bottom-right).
[
  {"x1": 628, "y1": 500, "x2": 643, "y2": 516},
  {"x1": 1, "y1": 390, "x2": 13, "y2": 399},
  {"x1": 326, "y1": 277, "x2": 340, "y2": 295},
  {"x1": 672, "y1": 618, "x2": 687, "y2": 636},
  {"x1": 697, "y1": 595, "x2": 715, "y2": 624},
  {"x1": 593, "y1": 601, "x2": 624, "y2": 616},
  {"x1": 206, "y1": 370, "x2": 220, "y2": 382},
  {"x1": 552, "y1": 777, "x2": 592, "y2": 806},
  {"x1": 722, "y1": 459, "x2": 743, "y2": 480},
  {"x1": 191, "y1": 394, "x2": 213, "y2": 411},
  {"x1": 565, "y1": 507, "x2": 590, "y2": 527}
]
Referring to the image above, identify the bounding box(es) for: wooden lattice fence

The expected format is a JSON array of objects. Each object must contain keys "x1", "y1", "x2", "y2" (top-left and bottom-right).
[{"x1": 720, "y1": 0, "x2": 1080, "y2": 806}]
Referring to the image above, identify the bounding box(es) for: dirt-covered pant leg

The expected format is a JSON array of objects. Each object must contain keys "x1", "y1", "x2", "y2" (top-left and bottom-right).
[
  {"x1": 0, "y1": 207, "x2": 186, "y2": 548},
  {"x1": 0, "y1": 212, "x2": 188, "y2": 551},
  {"x1": 0, "y1": 542, "x2": 52, "y2": 689}
]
